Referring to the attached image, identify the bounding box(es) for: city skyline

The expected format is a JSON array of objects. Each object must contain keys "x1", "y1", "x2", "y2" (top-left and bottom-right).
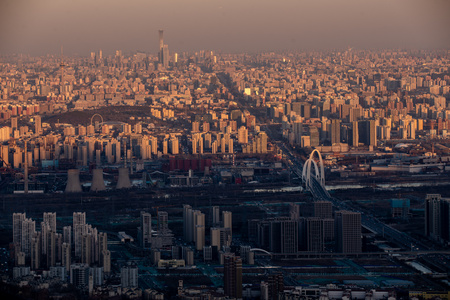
[{"x1": 1, "y1": 0, "x2": 450, "y2": 55}]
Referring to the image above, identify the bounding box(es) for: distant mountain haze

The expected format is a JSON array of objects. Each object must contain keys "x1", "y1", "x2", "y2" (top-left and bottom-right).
[{"x1": 0, "y1": 0, "x2": 449, "y2": 55}]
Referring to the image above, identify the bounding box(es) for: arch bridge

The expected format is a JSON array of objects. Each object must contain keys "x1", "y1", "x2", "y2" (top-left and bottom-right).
[{"x1": 301, "y1": 149, "x2": 329, "y2": 199}]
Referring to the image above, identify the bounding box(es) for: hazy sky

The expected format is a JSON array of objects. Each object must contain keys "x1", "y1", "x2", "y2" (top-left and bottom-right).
[{"x1": 1, "y1": 0, "x2": 449, "y2": 56}]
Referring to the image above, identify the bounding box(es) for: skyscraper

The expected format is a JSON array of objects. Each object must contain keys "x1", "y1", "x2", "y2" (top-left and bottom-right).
[
  {"x1": 425, "y1": 194, "x2": 450, "y2": 242},
  {"x1": 223, "y1": 255, "x2": 242, "y2": 299},
  {"x1": 335, "y1": 211, "x2": 361, "y2": 253},
  {"x1": 331, "y1": 119, "x2": 341, "y2": 144},
  {"x1": 307, "y1": 218, "x2": 324, "y2": 252},
  {"x1": 73, "y1": 212, "x2": 86, "y2": 257},
  {"x1": 212, "y1": 206, "x2": 220, "y2": 227},
  {"x1": 269, "y1": 217, "x2": 298, "y2": 254},
  {"x1": 183, "y1": 205, "x2": 193, "y2": 242},
  {"x1": 140, "y1": 212, "x2": 152, "y2": 248},
  {"x1": 163, "y1": 44, "x2": 169, "y2": 68},
  {"x1": 158, "y1": 30, "x2": 164, "y2": 54}
]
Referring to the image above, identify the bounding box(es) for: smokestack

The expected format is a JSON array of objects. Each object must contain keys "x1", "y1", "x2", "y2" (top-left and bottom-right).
[
  {"x1": 116, "y1": 167, "x2": 131, "y2": 189},
  {"x1": 65, "y1": 169, "x2": 82, "y2": 193},
  {"x1": 90, "y1": 169, "x2": 106, "y2": 192}
]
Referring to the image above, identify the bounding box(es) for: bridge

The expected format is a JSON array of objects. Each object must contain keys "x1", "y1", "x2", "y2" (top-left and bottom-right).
[{"x1": 299, "y1": 149, "x2": 430, "y2": 252}]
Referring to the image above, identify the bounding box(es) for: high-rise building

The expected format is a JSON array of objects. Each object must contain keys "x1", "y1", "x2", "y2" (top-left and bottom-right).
[
  {"x1": 267, "y1": 273, "x2": 284, "y2": 300},
  {"x1": 307, "y1": 218, "x2": 324, "y2": 252},
  {"x1": 158, "y1": 211, "x2": 168, "y2": 232},
  {"x1": 222, "y1": 211, "x2": 232, "y2": 237},
  {"x1": 351, "y1": 121, "x2": 359, "y2": 147},
  {"x1": 21, "y1": 217, "x2": 36, "y2": 256},
  {"x1": 223, "y1": 255, "x2": 242, "y2": 299},
  {"x1": 314, "y1": 201, "x2": 332, "y2": 219},
  {"x1": 63, "y1": 226, "x2": 72, "y2": 245},
  {"x1": 35, "y1": 115, "x2": 42, "y2": 134},
  {"x1": 331, "y1": 119, "x2": 341, "y2": 144},
  {"x1": 62, "y1": 243, "x2": 71, "y2": 271},
  {"x1": 43, "y1": 212, "x2": 57, "y2": 233},
  {"x1": 73, "y1": 212, "x2": 86, "y2": 257},
  {"x1": 269, "y1": 218, "x2": 298, "y2": 254},
  {"x1": 193, "y1": 210, "x2": 205, "y2": 251},
  {"x1": 238, "y1": 126, "x2": 248, "y2": 144},
  {"x1": 359, "y1": 120, "x2": 377, "y2": 146},
  {"x1": 183, "y1": 205, "x2": 193, "y2": 242},
  {"x1": 70, "y1": 264, "x2": 90, "y2": 289},
  {"x1": 158, "y1": 30, "x2": 164, "y2": 59},
  {"x1": 13, "y1": 213, "x2": 26, "y2": 246},
  {"x1": 212, "y1": 206, "x2": 220, "y2": 227},
  {"x1": 425, "y1": 194, "x2": 450, "y2": 242},
  {"x1": 30, "y1": 233, "x2": 41, "y2": 270},
  {"x1": 102, "y1": 250, "x2": 111, "y2": 273},
  {"x1": 140, "y1": 212, "x2": 152, "y2": 248},
  {"x1": 335, "y1": 211, "x2": 361, "y2": 253},
  {"x1": 121, "y1": 264, "x2": 138, "y2": 288},
  {"x1": 11, "y1": 117, "x2": 18, "y2": 131}
]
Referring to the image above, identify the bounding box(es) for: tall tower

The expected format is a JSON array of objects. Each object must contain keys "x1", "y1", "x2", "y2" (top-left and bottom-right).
[
  {"x1": 158, "y1": 30, "x2": 164, "y2": 51},
  {"x1": 60, "y1": 46, "x2": 65, "y2": 96},
  {"x1": 158, "y1": 30, "x2": 164, "y2": 63}
]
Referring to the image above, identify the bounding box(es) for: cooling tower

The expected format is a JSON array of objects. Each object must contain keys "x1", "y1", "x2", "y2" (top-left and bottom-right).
[
  {"x1": 116, "y1": 167, "x2": 131, "y2": 189},
  {"x1": 90, "y1": 168, "x2": 106, "y2": 192},
  {"x1": 65, "y1": 169, "x2": 82, "y2": 193}
]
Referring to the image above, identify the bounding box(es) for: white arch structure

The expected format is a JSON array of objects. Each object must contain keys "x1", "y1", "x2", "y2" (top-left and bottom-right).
[
  {"x1": 302, "y1": 149, "x2": 325, "y2": 190},
  {"x1": 250, "y1": 248, "x2": 272, "y2": 256}
]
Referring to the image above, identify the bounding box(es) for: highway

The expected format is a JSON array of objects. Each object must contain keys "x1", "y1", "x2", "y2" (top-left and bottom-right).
[
  {"x1": 219, "y1": 72, "x2": 431, "y2": 253},
  {"x1": 283, "y1": 143, "x2": 431, "y2": 252}
]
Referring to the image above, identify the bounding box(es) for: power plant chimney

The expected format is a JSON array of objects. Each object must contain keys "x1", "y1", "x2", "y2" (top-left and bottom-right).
[
  {"x1": 116, "y1": 167, "x2": 131, "y2": 189},
  {"x1": 90, "y1": 168, "x2": 106, "y2": 192},
  {"x1": 65, "y1": 169, "x2": 82, "y2": 193}
]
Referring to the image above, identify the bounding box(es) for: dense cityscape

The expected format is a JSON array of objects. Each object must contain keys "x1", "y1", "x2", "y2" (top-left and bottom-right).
[{"x1": 0, "y1": 23, "x2": 450, "y2": 300}]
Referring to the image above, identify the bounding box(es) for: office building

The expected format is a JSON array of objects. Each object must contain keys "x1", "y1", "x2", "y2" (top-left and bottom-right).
[
  {"x1": 331, "y1": 119, "x2": 341, "y2": 144},
  {"x1": 140, "y1": 212, "x2": 152, "y2": 248},
  {"x1": 183, "y1": 205, "x2": 193, "y2": 242},
  {"x1": 314, "y1": 201, "x2": 333, "y2": 219},
  {"x1": 425, "y1": 194, "x2": 450, "y2": 243},
  {"x1": 269, "y1": 218, "x2": 298, "y2": 254},
  {"x1": 212, "y1": 206, "x2": 220, "y2": 226},
  {"x1": 335, "y1": 211, "x2": 361, "y2": 253},
  {"x1": 307, "y1": 218, "x2": 324, "y2": 252},
  {"x1": 223, "y1": 255, "x2": 242, "y2": 299}
]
